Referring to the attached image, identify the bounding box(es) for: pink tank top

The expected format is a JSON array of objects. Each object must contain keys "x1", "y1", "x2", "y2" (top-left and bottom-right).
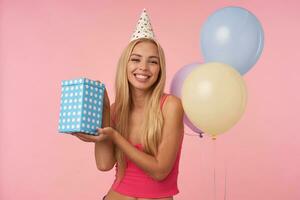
[{"x1": 111, "y1": 94, "x2": 183, "y2": 198}]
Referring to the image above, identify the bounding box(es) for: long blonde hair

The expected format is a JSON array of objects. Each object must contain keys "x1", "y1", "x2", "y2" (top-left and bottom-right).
[{"x1": 114, "y1": 38, "x2": 166, "y2": 179}]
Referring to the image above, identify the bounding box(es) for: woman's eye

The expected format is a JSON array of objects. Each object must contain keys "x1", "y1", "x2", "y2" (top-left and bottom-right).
[
  {"x1": 131, "y1": 58, "x2": 140, "y2": 62},
  {"x1": 150, "y1": 60, "x2": 158, "y2": 64}
]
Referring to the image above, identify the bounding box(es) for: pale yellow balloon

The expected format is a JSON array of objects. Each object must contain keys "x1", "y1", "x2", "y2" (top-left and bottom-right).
[{"x1": 181, "y1": 62, "x2": 247, "y2": 138}]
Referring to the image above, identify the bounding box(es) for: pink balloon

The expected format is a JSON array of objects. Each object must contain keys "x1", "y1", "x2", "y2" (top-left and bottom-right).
[{"x1": 170, "y1": 63, "x2": 204, "y2": 137}]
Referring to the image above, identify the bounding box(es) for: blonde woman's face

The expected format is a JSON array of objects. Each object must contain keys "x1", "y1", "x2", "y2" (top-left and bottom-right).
[{"x1": 127, "y1": 41, "x2": 160, "y2": 91}]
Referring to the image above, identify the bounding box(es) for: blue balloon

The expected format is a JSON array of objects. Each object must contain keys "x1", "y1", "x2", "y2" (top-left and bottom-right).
[{"x1": 201, "y1": 6, "x2": 264, "y2": 75}]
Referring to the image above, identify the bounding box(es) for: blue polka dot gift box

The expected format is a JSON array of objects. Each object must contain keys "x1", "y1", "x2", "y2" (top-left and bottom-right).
[{"x1": 58, "y1": 78, "x2": 105, "y2": 135}]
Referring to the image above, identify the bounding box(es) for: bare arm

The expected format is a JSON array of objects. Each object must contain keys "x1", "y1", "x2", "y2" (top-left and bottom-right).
[
  {"x1": 108, "y1": 95, "x2": 184, "y2": 180},
  {"x1": 94, "y1": 101, "x2": 116, "y2": 171},
  {"x1": 73, "y1": 89, "x2": 116, "y2": 171}
]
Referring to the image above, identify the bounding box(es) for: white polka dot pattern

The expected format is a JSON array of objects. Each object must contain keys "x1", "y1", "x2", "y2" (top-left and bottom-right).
[
  {"x1": 130, "y1": 8, "x2": 156, "y2": 42},
  {"x1": 58, "y1": 77, "x2": 105, "y2": 135}
]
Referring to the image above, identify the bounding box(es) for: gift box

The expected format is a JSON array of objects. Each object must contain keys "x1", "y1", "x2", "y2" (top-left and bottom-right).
[{"x1": 58, "y1": 77, "x2": 105, "y2": 135}]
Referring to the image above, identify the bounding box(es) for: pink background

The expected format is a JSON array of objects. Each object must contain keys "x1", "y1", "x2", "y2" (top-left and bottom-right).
[{"x1": 1, "y1": 0, "x2": 299, "y2": 199}]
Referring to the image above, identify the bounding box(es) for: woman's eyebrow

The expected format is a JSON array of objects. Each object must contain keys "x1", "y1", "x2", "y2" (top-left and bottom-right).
[
  {"x1": 130, "y1": 54, "x2": 159, "y2": 59},
  {"x1": 130, "y1": 53, "x2": 142, "y2": 57},
  {"x1": 149, "y1": 56, "x2": 159, "y2": 59}
]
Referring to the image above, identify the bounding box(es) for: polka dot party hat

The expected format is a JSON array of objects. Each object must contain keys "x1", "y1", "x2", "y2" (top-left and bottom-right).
[{"x1": 130, "y1": 8, "x2": 156, "y2": 42}]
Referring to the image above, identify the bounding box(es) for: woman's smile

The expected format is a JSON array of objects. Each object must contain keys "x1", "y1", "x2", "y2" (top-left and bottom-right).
[{"x1": 134, "y1": 73, "x2": 151, "y2": 82}]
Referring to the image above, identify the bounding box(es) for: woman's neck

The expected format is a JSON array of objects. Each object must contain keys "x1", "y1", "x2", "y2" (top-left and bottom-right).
[{"x1": 130, "y1": 89, "x2": 150, "y2": 110}]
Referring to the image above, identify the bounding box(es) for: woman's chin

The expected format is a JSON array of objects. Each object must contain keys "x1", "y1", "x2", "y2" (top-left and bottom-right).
[{"x1": 130, "y1": 83, "x2": 153, "y2": 92}]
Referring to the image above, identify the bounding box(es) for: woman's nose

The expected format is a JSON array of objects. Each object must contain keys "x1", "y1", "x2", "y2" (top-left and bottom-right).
[{"x1": 138, "y1": 61, "x2": 148, "y2": 70}]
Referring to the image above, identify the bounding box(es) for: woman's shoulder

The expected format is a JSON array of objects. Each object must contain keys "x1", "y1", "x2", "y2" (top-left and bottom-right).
[
  {"x1": 161, "y1": 94, "x2": 183, "y2": 114},
  {"x1": 162, "y1": 93, "x2": 182, "y2": 104},
  {"x1": 161, "y1": 94, "x2": 184, "y2": 138}
]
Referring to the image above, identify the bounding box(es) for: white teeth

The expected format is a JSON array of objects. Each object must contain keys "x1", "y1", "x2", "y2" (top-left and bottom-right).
[{"x1": 135, "y1": 74, "x2": 149, "y2": 79}]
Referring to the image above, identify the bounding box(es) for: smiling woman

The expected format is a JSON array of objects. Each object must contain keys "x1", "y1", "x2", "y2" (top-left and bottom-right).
[
  {"x1": 127, "y1": 41, "x2": 161, "y2": 91},
  {"x1": 72, "y1": 9, "x2": 184, "y2": 200}
]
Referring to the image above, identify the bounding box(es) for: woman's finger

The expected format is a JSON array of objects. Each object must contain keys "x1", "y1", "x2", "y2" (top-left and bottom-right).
[
  {"x1": 75, "y1": 132, "x2": 90, "y2": 138},
  {"x1": 76, "y1": 133, "x2": 104, "y2": 142},
  {"x1": 73, "y1": 133, "x2": 94, "y2": 142},
  {"x1": 74, "y1": 134, "x2": 91, "y2": 142},
  {"x1": 71, "y1": 131, "x2": 107, "y2": 143},
  {"x1": 76, "y1": 133, "x2": 96, "y2": 140}
]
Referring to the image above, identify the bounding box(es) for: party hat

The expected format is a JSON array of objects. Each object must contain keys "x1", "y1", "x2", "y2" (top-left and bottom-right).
[{"x1": 130, "y1": 9, "x2": 156, "y2": 42}]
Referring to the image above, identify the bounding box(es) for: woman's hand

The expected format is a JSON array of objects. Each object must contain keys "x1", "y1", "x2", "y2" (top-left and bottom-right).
[
  {"x1": 72, "y1": 127, "x2": 116, "y2": 143},
  {"x1": 71, "y1": 81, "x2": 115, "y2": 143}
]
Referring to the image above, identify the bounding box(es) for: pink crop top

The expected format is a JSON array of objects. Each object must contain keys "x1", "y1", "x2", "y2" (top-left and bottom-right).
[{"x1": 110, "y1": 94, "x2": 183, "y2": 198}]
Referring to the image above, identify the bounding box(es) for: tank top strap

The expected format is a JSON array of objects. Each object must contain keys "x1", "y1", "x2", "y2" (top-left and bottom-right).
[{"x1": 160, "y1": 93, "x2": 169, "y2": 110}]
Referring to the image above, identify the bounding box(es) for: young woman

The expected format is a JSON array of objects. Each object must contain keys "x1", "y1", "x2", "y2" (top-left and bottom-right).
[{"x1": 72, "y1": 10, "x2": 184, "y2": 200}]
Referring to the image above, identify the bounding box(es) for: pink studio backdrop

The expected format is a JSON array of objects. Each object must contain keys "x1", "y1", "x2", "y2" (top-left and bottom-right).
[{"x1": 1, "y1": 0, "x2": 299, "y2": 200}]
